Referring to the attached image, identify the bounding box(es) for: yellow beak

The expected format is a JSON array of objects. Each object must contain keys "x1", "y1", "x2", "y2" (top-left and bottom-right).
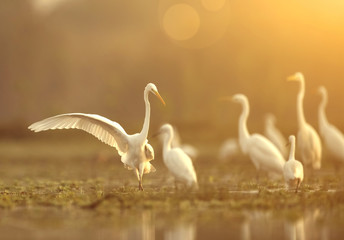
[
  {"x1": 287, "y1": 74, "x2": 299, "y2": 81},
  {"x1": 153, "y1": 90, "x2": 166, "y2": 106},
  {"x1": 217, "y1": 96, "x2": 233, "y2": 102}
]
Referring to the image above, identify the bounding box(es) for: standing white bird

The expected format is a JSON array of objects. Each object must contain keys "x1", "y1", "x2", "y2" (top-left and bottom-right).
[
  {"x1": 232, "y1": 94, "x2": 285, "y2": 178},
  {"x1": 318, "y1": 86, "x2": 344, "y2": 165},
  {"x1": 28, "y1": 83, "x2": 165, "y2": 191},
  {"x1": 284, "y1": 135, "x2": 304, "y2": 192},
  {"x1": 264, "y1": 113, "x2": 288, "y2": 158},
  {"x1": 218, "y1": 138, "x2": 240, "y2": 161},
  {"x1": 157, "y1": 124, "x2": 198, "y2": 189},
  {"x1": 288, "y1": 72, "x2": 322, "y2": 169}
]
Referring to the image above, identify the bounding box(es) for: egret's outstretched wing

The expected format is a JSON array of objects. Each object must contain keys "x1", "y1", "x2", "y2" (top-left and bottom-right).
[{"x1": 28, "y1": 113, "x2": 129, "y2": 155}]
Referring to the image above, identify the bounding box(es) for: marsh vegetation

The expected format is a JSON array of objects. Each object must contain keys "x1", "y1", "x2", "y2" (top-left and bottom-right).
[{"x1": 0, "y1": 138, "x2": 343, "y2": 239}]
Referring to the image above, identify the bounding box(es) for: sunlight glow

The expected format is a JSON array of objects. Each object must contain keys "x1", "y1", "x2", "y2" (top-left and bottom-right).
[
  {"x1": 31, "y1": 0, "x2": 70, "y2": 14},
  {"x1": 162, "y1": 4, "x2": 200, "y2": 41},
  {"x1": 201, "y1": 0, "x2": 226, "y2": 12}
]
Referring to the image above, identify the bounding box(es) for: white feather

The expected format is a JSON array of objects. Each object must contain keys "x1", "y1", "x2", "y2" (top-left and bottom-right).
[
  {"x1": 232, "y1": 94, "x2": 285, "y2": 177},
  {"x1": 159, "y1": 124, "x2": 198, "y2": 188},
  {"x1": 29, "y1": 113, "x2": 129, "y2": 156}
]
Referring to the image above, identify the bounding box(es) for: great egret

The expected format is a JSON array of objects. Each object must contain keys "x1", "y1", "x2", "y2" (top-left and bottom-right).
[
  {"x1": 232, "y1": 94, "x2": 285, "y2": 178},
  {"x1": 318, "y1": 86, "x2": 344, "y2": 165},
  {"x1": 28, "y1": 83, "x2": 165, "y2": 191},
  {"x1": 157, "y1": 124, "x2": 198, "y2": 189},
  {"x1": 172, "y1": 126, "x2": 199, "y2": 160},
  {"x1": 218, "y1": 138, "x2": 240, "y2": 161},
  {"x1": 284, "y1": 135, "x2": 304, "y2": 192},
  {"x1": 264, "y1": 113, "x2": 288, "y2": 158},
  {"x1": 288, "y1": 72, "x2": 322, "y2": 169}
]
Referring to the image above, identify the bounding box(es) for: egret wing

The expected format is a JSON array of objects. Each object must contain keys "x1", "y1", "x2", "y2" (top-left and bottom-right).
[
  {"x1": 28, "y1": 113, "x2": 129, "y2": 156},
  {"x1": 164, "y1": 149, "x2": 197, "y2": 182},
  {"x1": 249, "y1": 134, "x2": 285, "y2": 171}
]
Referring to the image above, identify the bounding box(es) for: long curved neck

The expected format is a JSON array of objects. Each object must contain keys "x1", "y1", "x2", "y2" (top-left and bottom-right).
[
  {"x1": 162, "y1": 130, "x2": 173, "y2": 155},
  {"x1": 297, "y1": 79, "x2": 307, "y2": 129},
  {"x1": 318, "y1": 92, "x2": 329, "y2": 133},
  {"x1": 265, "y1": 120, "x2": 275, "y2": 133},
  {"x1": 239, "y1": 100, "x2": 250, "y2": 153},
  {"x1": 140, "y1": 89, "x2": 151, "y2": 140},
  {"x1": 288, "y1": 138, "x2": 295, "y2": 161}
]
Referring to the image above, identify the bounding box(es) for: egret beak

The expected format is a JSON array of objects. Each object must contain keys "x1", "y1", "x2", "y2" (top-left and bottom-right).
[
  {"x1": 152, "y1": 90, "x2": 166, "y2": 106},
  {"x1": 287, "y1": 72, "x2": 303, "y2": 81},
  {"x1": 151, "y1": 131, "x2": 161, "y2": 138},
  {"x1": 287, "y1": 74, "x2": 299, "y2": 81},
  {"x1": 218, "y1": 96, "x2": 233, "y2": 102}
]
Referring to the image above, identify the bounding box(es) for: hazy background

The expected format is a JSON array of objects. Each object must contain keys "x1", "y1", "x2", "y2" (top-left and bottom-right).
[{"x1": 1, "y1": 0, "x2": 344, "y2": 142}]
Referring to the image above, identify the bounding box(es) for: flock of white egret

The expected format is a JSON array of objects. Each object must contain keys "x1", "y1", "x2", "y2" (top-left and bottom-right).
[{"x1": 28, "y1": 73, "x2": 344, "y2": 191}]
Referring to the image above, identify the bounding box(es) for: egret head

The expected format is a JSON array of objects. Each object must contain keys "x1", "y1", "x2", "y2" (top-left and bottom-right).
[
  {"x1": 318, "y1": 86, "x2": 327, "y2": 97},
  {"x1": 287, "y1": 72, "x2": 304, "y2": 82},
  {"x1": 231, "y1": 94, "x2": 248, "y2": 105},
  {"x1": 146, "y1": 83, "x2": 166, "y2": 105},
  {"x1": 152, "y1": 123, "x2": 174, "y2": 139},
  {"x1": 265, "y1": 113, "x2": 276, "y2": 125},
  {"x1": 286, "y1": 135, "x2": 295, "y2": 147},
  {"x1": 289, "y1": 135, "x2": 296, "y2": 144},
  {"x1": 159, "y1": 123, "x2": 174, "y2": 135}
]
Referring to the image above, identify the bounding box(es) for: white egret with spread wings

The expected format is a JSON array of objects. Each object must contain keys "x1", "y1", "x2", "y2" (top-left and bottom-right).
[{"x1": 28, "y1": 83, "x2": 165, "y2": 191}]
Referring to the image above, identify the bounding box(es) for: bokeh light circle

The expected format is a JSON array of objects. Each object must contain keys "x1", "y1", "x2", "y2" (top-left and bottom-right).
[
  {"x1": 159, "y1": 0, "x2": 231, "y2": 49},
  {"x1": 162, "y1": 4, "x2": 200, "y2": 41}
]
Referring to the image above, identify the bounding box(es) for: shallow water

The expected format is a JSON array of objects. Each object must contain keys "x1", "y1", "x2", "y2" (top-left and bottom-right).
[
  {"x1": 0, "y1": 138, "x2": 343, "y2": 240},
  {"x1": 0, "y1": 207, "x2": 343, "y2": 240}
]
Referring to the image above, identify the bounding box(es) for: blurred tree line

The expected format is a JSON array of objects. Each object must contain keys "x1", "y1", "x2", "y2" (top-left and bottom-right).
[{"x1": 1, "y1": 0, "x2": 344, "y2": 141}]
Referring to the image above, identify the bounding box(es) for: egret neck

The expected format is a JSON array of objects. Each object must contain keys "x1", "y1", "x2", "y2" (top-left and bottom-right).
[
  {"x1": 296, "y1": 77, "x2": 307, "y2": 129},
  {"x1": 289, "y1": 136, "x2": 296, "y2": 161},
  {"x1": 162, "y1": 128, "x2": 173, "y2": 155},
  {"x1": 238, "y1": 97, "x2": 250, "y2": 154},
  {"x1": 318, "y1": 89, "x2": 329, "y2": 134},
  {"x1": 140, "y1": 86, "x2": 151, "y2": 141}
]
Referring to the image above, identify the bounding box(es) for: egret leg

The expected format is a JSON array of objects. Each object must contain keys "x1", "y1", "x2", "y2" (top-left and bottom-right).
[
  {"x1": 255, "y1": 169, "x2": 261, "y2": 184},
  {"x1": 138, "y1": 165, "x2": 145, "y2": 191},
  {"x1": 135, "y1": 169, "x2": 144, "y2": 191},
  {"x1": 139, "y1": 180, "x2": 144, "y2": 191},
  {"x1": 174, "y1": 179, "x2": 181, "y2": 191},
  {"x1": 295, "y1": 179, "x2": 300, "y2": 193}
]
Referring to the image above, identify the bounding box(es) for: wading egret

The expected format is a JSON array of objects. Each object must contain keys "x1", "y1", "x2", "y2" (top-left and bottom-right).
[
  {"x1": 172, "y1": 126, "x2": 199, "y2": 160},
  {"x1": 318, "y1": 86, "x2": 344, "y2": 165},
  {"x1": 264, "y1": 113, "x2": 288, "y2": 158},
  {"x1": 232, "y1": 94, "x2": 285, "y2": 178},
  {"x1": 28, "y1": 83, "x2": 165, "y2": 191},
  {"x1": 284, "y1": 135, "x2": 304, "y2": 192},
  {"x1": 288, "y1": 72, "x2": 322, "y2": 169},
  {"x1": 218, "y1": 138, "x2": 240, "y2": 161},
  {"x1": 157, "y1": 124, "x2": 198, "y2": 189}
]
